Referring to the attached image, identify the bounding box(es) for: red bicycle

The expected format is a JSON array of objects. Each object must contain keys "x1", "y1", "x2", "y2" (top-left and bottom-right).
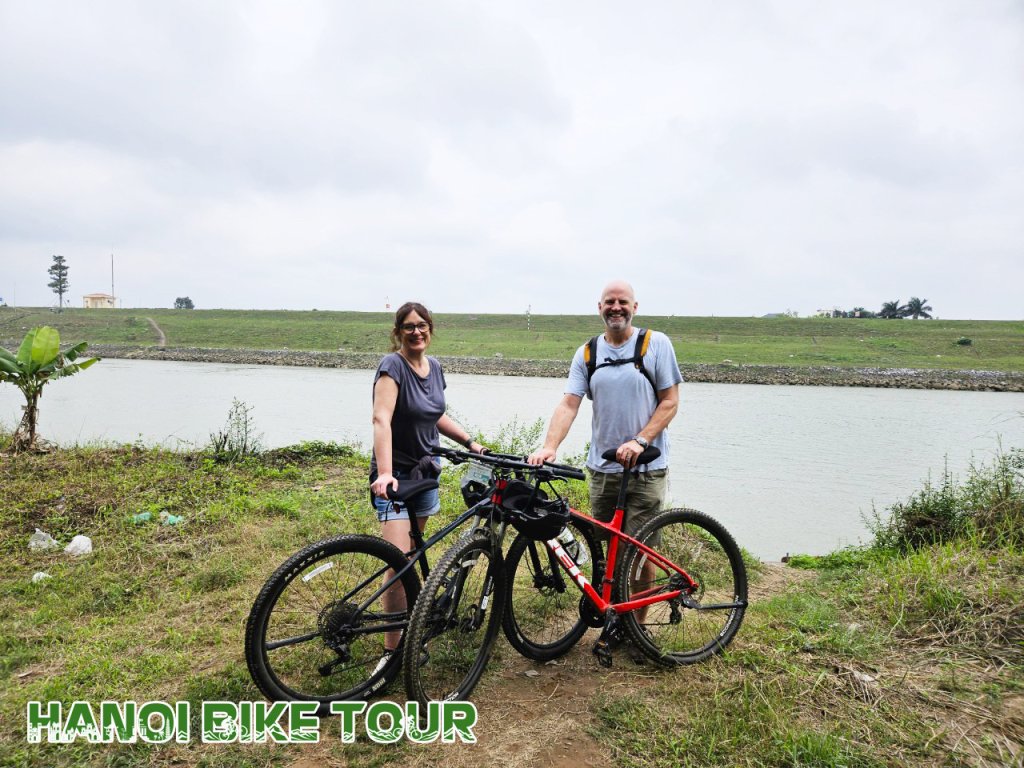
[
  {"x1": 503, "y1": 445, "x2": 748, "y2": 668},
  {"x1": 403, "y1": 446, "x2": 747, "y2": 707}
]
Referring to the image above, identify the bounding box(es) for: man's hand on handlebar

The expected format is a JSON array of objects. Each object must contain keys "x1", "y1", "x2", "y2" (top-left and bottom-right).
[
  {"x1": 527, "y1": 447, "x2": 557, "y2": 466},
  {"x1": 615, "y1": 439, "x2": 644, "y2": 469}
]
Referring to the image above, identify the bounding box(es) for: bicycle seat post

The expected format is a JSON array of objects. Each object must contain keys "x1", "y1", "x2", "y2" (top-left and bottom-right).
[{"x1": 615, "y1": 469, "x2": 631, "y2": 513}]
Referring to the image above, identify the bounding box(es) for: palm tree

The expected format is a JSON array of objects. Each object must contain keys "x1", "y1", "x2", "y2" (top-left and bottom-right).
[
  {"x1": 904, "y1": 297, "x2": 933, "y2": 319},
  {"x1": 879, "y1": 300, "x2": 905, "y2": 319}
]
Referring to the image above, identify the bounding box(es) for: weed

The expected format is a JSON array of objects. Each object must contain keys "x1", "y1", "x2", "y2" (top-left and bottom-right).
[{"x1": 207, "y1": 398, "x2": 263, "y2": 462}]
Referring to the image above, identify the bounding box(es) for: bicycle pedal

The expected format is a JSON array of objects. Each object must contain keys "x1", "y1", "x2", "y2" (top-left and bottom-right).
[{"x1": 592, "y1": 639, "x2": 614, "y2": 668}]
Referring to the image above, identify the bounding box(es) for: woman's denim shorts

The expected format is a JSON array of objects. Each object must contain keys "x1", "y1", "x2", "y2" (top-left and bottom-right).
[{"x1": 372, "y1": 469, "x2": 441, "y2": 522}]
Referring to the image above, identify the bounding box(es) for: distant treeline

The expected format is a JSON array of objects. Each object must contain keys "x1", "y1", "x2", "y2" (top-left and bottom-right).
[{"x1": 821, "y1": 297, "x2": 934, "y2": 320}]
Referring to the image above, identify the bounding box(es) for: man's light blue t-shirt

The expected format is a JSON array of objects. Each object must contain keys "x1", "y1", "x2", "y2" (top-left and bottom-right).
[{"x1": 565, "y1": 329, "x2": 683, "y2": 473}]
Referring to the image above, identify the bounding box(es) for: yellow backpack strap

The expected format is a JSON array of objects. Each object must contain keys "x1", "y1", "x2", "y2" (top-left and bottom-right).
[
  {"x1": 584, "y1": 335, "x2": 599, "y2": 380},
  {"x1": 638, "y1": 328, "x2": 652, "y2": 358}
]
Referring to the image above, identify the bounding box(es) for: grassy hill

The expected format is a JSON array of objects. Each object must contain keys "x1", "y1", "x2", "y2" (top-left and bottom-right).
[{"x1": 2, "y1": 306, "x2": 1023, "y2": 371}]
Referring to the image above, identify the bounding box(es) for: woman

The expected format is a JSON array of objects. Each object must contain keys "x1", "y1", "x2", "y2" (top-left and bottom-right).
[{"x1": 369, "y1": 301, "x2": 484, "y2": 666}]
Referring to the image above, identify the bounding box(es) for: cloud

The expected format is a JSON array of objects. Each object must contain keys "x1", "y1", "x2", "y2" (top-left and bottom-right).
[{"x1": 0, "y1": 1, "x2": 1022, "y2": 318}]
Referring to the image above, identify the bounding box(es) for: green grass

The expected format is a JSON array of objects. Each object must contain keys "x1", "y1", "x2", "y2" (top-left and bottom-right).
[
  {"x1": 1, "y1": 438, "x2": 1022, "y2": 767},
  {"x1": 3, "y1": 305, "x2": 1023, "y2": 371}
]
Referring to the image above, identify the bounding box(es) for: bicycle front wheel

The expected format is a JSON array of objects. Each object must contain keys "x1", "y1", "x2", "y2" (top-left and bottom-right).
[
  {"x1": 615, "y1": 508, "x2": 747, "y2": 666},
  {"x1": 403, "y1": 530, "x2": 506, "y2": 705},
  {"x1": 502, "y1": 517, "x2": 601, "y2": 661},
  {"x1": 245, "y1": 534, "x2": 419, "y2": 711}
]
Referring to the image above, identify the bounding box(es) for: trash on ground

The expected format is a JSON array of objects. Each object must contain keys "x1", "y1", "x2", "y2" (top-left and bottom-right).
[
  {"x1": 28, "y1": 529, "x2": 60, "y2": 551},
  {"x1": 160, "y1": 512, "x2": 184, "y2": 526},
  {"x1": 64, "y1": 535, "x2": 93, "y2": 556},
  {"x1": 130, "y1": 512, "x2": 153, "y2": 523},
  {"x1": 32, "y1": 572, "x2": 52, "y2": 583}
]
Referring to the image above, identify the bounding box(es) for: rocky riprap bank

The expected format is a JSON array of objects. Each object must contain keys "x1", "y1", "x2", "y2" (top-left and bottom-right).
[{"x1": 76, "y1": 344, "x2": 1024, "y2": 392}]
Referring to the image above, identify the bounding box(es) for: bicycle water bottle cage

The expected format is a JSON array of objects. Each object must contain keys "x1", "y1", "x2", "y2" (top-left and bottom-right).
[
  {"x1": 600, "y1": 446, "x2": 662, "y2": 465},
  {"x1": 501, "y1": 480, "x2": 570, "y2": 541}
]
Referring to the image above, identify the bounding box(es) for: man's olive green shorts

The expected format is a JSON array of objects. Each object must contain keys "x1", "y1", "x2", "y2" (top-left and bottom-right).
[{"x1": 587, "y1": 468, "x2": 668, "y2": 541}]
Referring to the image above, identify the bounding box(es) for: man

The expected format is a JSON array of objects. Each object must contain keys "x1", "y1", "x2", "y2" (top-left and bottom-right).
[{"x1": 528, "y1": 279, "x2": 682, "y2": 543}]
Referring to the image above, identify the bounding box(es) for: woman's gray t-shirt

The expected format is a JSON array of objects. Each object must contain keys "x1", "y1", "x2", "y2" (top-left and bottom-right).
[{"x1": 370, "y1": 353, "x2": 446, "y2": 474}]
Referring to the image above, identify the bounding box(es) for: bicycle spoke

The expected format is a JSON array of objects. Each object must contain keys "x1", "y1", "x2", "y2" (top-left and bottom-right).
[
  {"x1": 245, "y1": 536, "x2": 419, "y2": 707},
  {"x1": 404, "y1": 531, "x2": 506, "y2": 704},
  {"x1": 616, "y1": 509, "x2": 746, "y2": 665}
]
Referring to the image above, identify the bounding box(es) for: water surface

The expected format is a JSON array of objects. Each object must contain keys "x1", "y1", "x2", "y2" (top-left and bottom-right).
[{"x1": 3, "y1": 359, "x2": 1022, "y2": 560}]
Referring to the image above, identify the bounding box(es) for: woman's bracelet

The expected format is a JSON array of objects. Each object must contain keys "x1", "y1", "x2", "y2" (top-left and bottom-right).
[{"x1": 462, "y1": 436, "x2": 473, "y2": 449}]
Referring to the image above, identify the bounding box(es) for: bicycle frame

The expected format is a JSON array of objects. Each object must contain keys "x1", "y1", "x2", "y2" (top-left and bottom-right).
[
  {"x1": 541, "y1": 508, "x2": 698, "y2": 616},
  {"x1": 346, "y1": 498, "x2": 497, "y2": 625}
]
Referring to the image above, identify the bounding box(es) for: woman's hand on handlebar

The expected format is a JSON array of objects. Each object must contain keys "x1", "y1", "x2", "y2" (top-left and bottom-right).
[
  {"x1": 370, "y1": 472, "x2": 398, "y2": 497},
  {"x1": 468, "y1": 441, "x2": 488, "y2": 455},
  {"x1": 527, "y1": 447, "x2": 557, "y2": 466}
]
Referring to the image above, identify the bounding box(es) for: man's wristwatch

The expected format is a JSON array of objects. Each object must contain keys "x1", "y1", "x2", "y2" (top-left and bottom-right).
[{"x1": 632, "y1": 435, "x2": 649, "y2": 449}]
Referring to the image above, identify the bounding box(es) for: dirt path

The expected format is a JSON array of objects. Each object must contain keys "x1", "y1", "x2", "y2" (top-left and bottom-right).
[
  {"x1": 145, "y1": 317, "x2": 166, "y2": 346},
  {"x1": 424, "y1": 562, "x2": 812, "y2": 768},
  {"x1": 288, "y1": 562, "x2": 809, "y2": 768}
]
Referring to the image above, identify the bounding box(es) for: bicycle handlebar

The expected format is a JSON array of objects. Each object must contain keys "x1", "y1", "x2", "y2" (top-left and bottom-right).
[{"x1": 431, "y1": 446, "x2": 585, "y2": 481}]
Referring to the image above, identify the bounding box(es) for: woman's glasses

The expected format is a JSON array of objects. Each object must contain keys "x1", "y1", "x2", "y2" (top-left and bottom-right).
[{"x1": 400, "y1": 322, "x2": 430, "y2": 334}]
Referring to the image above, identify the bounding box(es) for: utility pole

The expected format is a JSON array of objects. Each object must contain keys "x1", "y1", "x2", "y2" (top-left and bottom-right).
[{"x1": 526, "y1": 304, "x2": 531, "y2": 331}]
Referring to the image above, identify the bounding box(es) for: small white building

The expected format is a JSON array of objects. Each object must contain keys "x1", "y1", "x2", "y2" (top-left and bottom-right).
[{"x1": 83, "y1": 293, "x2": 116, "y2": 309}]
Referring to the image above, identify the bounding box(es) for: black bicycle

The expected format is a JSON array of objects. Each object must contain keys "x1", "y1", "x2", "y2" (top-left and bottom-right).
[
  {"x1": 244, "y1": 448, "x2": 598, "y2": 713},
  {"x1": 402, "y1": 448, "x2": 593, "y2": 704}
]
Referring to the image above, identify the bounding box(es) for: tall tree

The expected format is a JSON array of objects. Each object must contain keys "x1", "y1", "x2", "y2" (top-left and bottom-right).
[
  {"x1": 905, "y1": 297, "x2": 933, "y2": 319},
  {"x1": 174, "y1": 296, "x2": 195, "y2": 309},
  {"x1": 879, "y1": 300, "x2": 905, "y2": 319},
  {"x1": 47, "y1": 255, "x2": 70, "y2": 313}
]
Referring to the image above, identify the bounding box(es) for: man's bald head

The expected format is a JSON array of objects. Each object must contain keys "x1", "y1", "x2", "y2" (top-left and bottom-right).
[
  {"x1": 600, "y1": 280, "x2": 636, "y2": 303},
  {"x1": 598, "y1": 280, "x2": 638, "y2": 338}
]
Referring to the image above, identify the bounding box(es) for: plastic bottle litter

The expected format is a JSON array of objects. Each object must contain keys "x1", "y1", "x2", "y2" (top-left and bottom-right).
[
  {"x1": 130, "y1": 512, "x2": 153, "y2": 524},
  {"x1": 32, "y1": 572, "x2": 52, "y2": 583},
  {"x1": 64, "y1": 535, "x2": 93, "y2": 556},
  {"x1": 28, "y1": 528, "x2": 61, "y2": 551},
  {"x1": 159, "y1": 511, "x2": 183, "y2": 526}
]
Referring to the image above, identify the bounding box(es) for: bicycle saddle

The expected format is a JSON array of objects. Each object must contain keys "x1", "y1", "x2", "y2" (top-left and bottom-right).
[
  {"x1": 385, "y1": 478, "x2": 439, "y2": 501},
  {"x1": 601, "y1": 446, "x2": 662, "y2": 465}
]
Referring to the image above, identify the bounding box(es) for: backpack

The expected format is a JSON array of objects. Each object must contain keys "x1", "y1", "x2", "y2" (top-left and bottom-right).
[{"x1": 582, "y1": 328, "x2": 656, "y2": 396}]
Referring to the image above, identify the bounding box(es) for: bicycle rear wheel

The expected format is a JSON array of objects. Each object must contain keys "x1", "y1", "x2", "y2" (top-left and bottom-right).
[
  {"x1": 403, "y1": 530, "x2": 506, "y2": 705},
  {"x1": 502, "y1": 517, "x2": 601, "y2": 661},
  {"x1": 615, "y1": 508, "x2": 747, "y2": 666},
  {"x1": 245, "y1": 534, "x2": 419, "y2": 711}
]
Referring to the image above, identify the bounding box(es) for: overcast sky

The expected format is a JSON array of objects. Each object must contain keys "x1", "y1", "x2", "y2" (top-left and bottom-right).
[{"x1": 1, "y1": 1, "x2": 1022, "y2": 319}]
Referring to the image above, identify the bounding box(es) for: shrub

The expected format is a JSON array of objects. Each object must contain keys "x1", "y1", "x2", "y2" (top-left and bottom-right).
[{"x1": 869, "y1": 450, "x2": 1024, "y2": 551}]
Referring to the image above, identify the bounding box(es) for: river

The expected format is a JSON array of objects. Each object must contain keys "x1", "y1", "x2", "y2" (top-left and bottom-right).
[{"x1": 3, "y1": 358, "x2": 1023, "y2": 560}]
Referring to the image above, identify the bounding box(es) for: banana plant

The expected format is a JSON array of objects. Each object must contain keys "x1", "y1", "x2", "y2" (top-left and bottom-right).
[{"x1": 0, "y1": 326, "x2": 99, "y2": 452}]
